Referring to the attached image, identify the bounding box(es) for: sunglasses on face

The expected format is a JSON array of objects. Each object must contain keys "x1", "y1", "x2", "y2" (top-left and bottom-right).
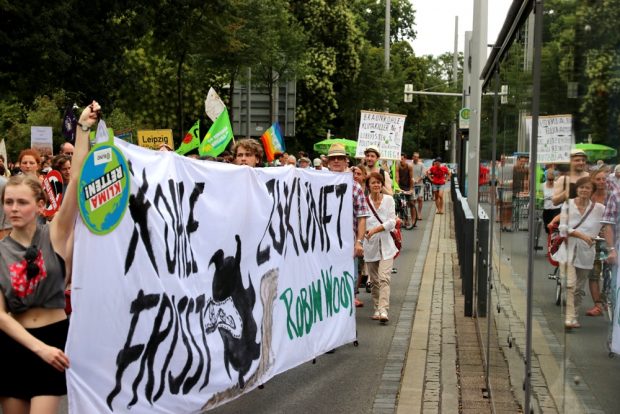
[{"x1": 24, "y1": 245, "x2": 40, "y2": 280}]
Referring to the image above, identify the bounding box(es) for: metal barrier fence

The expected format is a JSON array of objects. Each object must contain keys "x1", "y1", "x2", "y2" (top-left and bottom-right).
[
  {"x1": 451, "y1": 176, "x2": 475, "y2": 316},
  {"x1": 476, "y1": 207, "x2": 489, "y2": 317}
]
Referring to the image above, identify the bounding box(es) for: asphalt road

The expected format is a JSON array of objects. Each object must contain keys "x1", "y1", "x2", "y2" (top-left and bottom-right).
[
  {"x1": 20, "y1": 201, "x2": 433, "y2": 414},
  {"x1": 209, "y1": 204, "x2": 432, "y2": 414}
]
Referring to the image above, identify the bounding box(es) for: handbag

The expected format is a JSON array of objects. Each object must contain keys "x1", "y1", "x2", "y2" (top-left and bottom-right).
[
  {"x1": 548, "y1": 201, "x2": 595, "y2": 256},
  {"x1": 366, "y1": 195, "x2": 401, "y2": 258},
  {"x1": 548, "y1": 223, "x2": 565, "y2": 256}
]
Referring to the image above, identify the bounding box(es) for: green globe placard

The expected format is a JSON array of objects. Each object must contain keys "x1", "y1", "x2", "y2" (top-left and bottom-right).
[{"x1": 78, "y1": 143, "x2": 130, "y2": 235}]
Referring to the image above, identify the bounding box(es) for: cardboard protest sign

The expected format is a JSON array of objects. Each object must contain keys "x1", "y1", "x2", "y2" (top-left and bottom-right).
[
  {"x1": 137, "y1": 129, "x2": 174, "y2": 151},
  {"x1": 354, "y1": 110, "x2": 406, "y2": 160},
  {"x1": 31, "y1": 126, "x2": 54, "y2": 157}
]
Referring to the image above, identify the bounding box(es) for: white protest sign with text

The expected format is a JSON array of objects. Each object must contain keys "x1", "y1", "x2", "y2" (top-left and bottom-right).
[
  {"x1": 355, "y1": 110, "x2": 406, "y2": 160},
  {"x1": 31, "y1": 126, "x2": 54, "y2": 156},
  {"x1": 526, "y1": 114, "x2": 574, "y2": 164}
]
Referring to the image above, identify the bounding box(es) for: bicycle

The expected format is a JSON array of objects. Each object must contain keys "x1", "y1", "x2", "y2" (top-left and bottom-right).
[
  {"x1": 394, "y1": 191, "x2": 416, "y2": 230},
  {"x1": 593, "y1": 235, "x2": 617, "y2": 357},
  {"x1": 423, "y1": 178, "x2": 433, "y2": 201},
  {"x1": 594, "y1": 236, "x2": 614, "y2": 322}
]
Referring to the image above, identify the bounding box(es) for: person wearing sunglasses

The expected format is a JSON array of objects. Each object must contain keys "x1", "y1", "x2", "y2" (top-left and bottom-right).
[{"x1": 0, "y1": 101, "x2": 99, "y2": 413}]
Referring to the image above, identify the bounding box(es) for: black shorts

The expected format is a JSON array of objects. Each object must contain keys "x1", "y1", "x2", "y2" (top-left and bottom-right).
[
  {"x1": 542, "y1": 208, "x2": 561, "y2": 234},
  {"x1": 0, "y1": 319, "x2": 68, "y2": 400}
]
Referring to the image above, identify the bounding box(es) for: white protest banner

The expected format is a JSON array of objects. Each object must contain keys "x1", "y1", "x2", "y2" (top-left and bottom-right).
[
  {"x1": 355, "y1": 110, "x2": 406, "y2": 160},
  {"x1": 66, "y1": 141, "x2": 356, "y2": 414},
  {"x1": 31, "y1": 126, "x2": 54, "y2": 156},
  {"x1": 525, "y1": 114, "x2": 573, "y2": 164}
]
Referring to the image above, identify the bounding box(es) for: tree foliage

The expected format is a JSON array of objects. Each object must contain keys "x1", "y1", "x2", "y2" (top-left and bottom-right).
[{"x1": 0, "y1": 0, "x2": 476, "y2": 161}]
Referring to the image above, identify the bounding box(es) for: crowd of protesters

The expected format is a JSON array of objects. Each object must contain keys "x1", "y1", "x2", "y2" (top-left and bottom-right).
[{"x1": 0, "y1": 104, "x2": 447, "y2": 412}]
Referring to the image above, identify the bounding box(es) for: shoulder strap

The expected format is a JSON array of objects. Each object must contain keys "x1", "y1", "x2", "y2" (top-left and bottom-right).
[
  {"x1": 365, "y1": 195, "x2": 383, "y2": 224},
  {"x1": 573, "y1": 201, "x2": 596, "y2": 230}
]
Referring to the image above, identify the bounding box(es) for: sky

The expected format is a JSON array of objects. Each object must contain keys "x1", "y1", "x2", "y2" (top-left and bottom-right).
[{"x1": 409, "y1": 0, "x2": 514, "y2": 57}]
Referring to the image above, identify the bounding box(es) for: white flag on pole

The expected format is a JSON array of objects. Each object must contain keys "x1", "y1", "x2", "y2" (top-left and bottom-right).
[{"x1": 205, "y1": 87, "x2": 226, "y2": 122}]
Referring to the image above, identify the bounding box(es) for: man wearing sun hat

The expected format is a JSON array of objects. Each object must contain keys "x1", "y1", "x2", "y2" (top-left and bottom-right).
[
  {"x1": 552, "y1": 148, "x2": 589, "y2": 206},
  {"x1": 328, "y1": 143, "x2": 370, "y2": 308}
]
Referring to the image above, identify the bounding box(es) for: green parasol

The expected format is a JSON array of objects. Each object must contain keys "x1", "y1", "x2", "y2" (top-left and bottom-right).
[
  {"x1": 574, "y1": 143, "x2": 617, "y2": 160},
  {"x1": 313, "y1": 138, "x2": 358, "y2": 157}
]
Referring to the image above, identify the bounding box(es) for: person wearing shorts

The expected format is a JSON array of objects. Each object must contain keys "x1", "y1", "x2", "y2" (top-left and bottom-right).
[
  {"x1": 427, "y1": 158, "x2": 451, "y2": 214},
  {"x1": 411, "y1": 152, "x2": 425, "y2": 219}
]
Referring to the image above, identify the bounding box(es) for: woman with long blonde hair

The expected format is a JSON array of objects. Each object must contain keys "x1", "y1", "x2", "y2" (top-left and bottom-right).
[{"x1": 0, "y1": 102, "x2": 99, "y2": 414}]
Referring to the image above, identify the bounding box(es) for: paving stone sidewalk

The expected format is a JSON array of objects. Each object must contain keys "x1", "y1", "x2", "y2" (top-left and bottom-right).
[{"x1": 395, "y1": 199, "x2": 502, "y2": 413}]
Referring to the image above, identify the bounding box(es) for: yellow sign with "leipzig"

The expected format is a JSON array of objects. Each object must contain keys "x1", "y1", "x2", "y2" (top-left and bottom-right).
[{"x1": 137, "y1": 129, "x2": 174, "y2": 150}]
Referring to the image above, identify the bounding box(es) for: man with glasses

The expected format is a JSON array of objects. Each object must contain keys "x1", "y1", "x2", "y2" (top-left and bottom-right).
[{"x1": 328, "y1": 143, "x2": 370, "y2": 308}]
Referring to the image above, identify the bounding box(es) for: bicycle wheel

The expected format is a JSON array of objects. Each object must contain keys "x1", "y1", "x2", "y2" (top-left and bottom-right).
[
  {"x1": 403, "y1": 205, "x2": 414, "y2": 230},
  {"x1": 602, "y1": 266, "x2": 614, "y2": 321},
  {"x1": 555, "y1": 279, "x2": 562, "y2": 306}
]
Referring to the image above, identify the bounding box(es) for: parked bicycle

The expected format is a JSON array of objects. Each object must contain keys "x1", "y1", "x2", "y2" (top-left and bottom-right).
[{"x1": 394, "y1": 190, "x2": 416, "y2": 230}]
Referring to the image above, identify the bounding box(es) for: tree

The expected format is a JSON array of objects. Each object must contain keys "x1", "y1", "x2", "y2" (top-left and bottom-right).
[
  {"x1": 291, "y1": 0, "x2": 362, "y2": 141},
  {"x1": 349, "y1": 0, "x2": 416, "y2": 47},
  {"x1": 0, "y1": 1, "x2": 152, "y2": 105},
  {"x1": 250, "y1": 0, "x2": 308, "y2": 122}
]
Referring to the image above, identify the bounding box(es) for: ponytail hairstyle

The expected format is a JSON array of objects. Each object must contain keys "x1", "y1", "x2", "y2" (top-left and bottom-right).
[{"x1": 1, "y1": 174, "x2": 47, "y2": 205}]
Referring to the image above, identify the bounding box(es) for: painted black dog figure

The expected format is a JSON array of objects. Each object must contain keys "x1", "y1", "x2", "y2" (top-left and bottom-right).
[{"x1": 209, "y1": 235, "x2": 260, "y2": 389}]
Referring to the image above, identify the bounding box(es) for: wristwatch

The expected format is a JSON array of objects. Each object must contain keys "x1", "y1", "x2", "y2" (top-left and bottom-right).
[{"x1": 77, "y1": 122, "x2": 91, "y2": 132}]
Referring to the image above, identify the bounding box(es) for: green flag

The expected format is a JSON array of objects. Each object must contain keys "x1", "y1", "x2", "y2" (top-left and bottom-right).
[
  {"x1": 176, "y1": 120, "x2": 201, "y2": 155},
  {"x1": 199, "y1": 108, "x2": 233, "y2": 157}
]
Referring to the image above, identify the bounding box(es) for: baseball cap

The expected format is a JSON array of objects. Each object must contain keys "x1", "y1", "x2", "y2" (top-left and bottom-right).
[
  {"x1": 434, "y1": 157, "x2": 442, "y2": 163},
  {"x1": 299, "y1": 157, "x2": 311, "y2": 164},
  {"x1": 313, "y1": 158, "x2": 322, "y2": 167},
  {"x1": 614, "y1": 164, "x2": 620, "y2": 173}
]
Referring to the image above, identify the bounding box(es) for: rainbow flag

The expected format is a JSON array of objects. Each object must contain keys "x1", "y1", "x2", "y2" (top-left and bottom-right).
[{"x1": 260, "y1": 122, "x2": 285, "y2": 162}]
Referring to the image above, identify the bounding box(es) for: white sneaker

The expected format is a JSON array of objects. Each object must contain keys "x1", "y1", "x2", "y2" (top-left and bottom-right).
[
  {"x1": 379, "y1": 311, "x2": 389, "y2": 322},
  {"x1": 371, "y1": 311, "x2": 381, "y2": 320}
]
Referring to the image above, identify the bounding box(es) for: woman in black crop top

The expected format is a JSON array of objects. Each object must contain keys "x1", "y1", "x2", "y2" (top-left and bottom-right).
[{"x1": 0, "y1": 101, "x2": 100, "y2": 413}]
